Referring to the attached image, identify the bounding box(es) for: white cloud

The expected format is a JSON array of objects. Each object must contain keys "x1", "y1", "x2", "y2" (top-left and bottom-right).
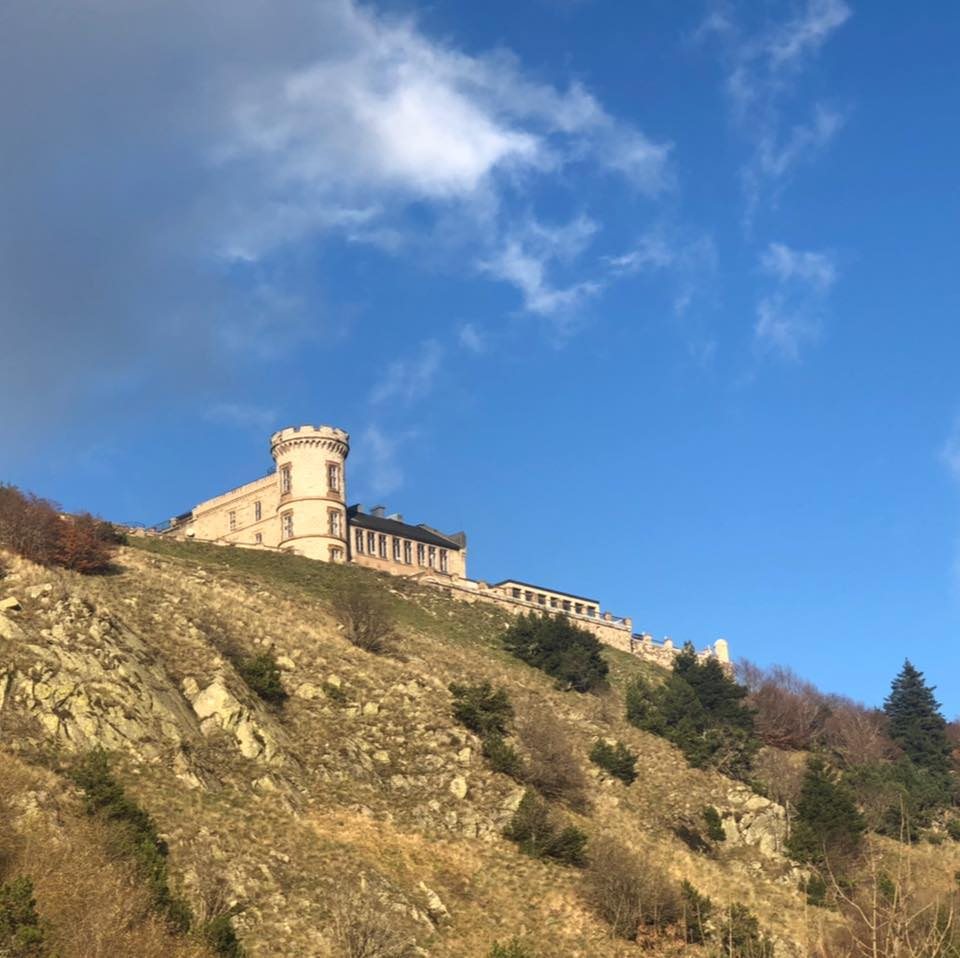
[
  {"x1": 370, "y1": 339, "x2": 444, "y2": 406},
  {"x1": 700, "y1": 0, "x2": 851, "y2": 217},
  {"x1": 458, "y1": 323, "x2": 486, "y2": 353},
  {"x1": 352, "y1": 424, "x2": 410, "y2": 498},
  {"x1": 480, "y1": 215, "x2": 603, "y2": 320},
  {"x1": 761, "y1": 241, "x2": 837, "y2": 289},
  {"x1": 754, "y1": 241, "x2": 837, "y2": 360}
]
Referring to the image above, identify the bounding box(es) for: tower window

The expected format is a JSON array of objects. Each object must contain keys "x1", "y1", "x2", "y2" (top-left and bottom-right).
[
  {"x1": 281, "y1": 511, "x2": 294, "y2": 540},
  {"x1": 228, "y1": 511, "x2": 236, "y2": 531},
  {"x1": 393, "y1": 537, "x2": 402, "y2": 561},
  {"x1": 327, "y1": 462, "x2": 341, "y2": 493},
  {"x1": 403, "y1": 540, "x2": 412, "y2": 564},
  {"x1": 254, "y1": 500, "x2": 262, "y2": 521},
  {"x1": 439, "y1": 549, "x2": 448, "y2": 572},
  {"x1": 329, "y1": 545, "x2": 344, "y2": 562},
  {"x1": 280, "y1": 464, "x2": 292, "y2": 495},
  {"x1": 255, "y1": 532, "x2": 262, "y2": 544},
  {"x1": 355, "y1": 528, "x2": 364, "y2": 553},
  {"x1": 328, "y1": 510, "x2": 342, "y2": 537},
  {"x1": 378, "y1": 534, "x2": 387, "y2": 558}
]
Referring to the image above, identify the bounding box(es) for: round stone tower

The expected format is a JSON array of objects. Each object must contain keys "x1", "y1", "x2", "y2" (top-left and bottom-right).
[{"x1": 270, "y1": 425, "x2": 350, "y2": 561}]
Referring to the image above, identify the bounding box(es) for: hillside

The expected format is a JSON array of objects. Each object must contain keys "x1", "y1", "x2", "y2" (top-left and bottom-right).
[{"x1": 1, "y1": 539, "x2": 957, "y2": 956}]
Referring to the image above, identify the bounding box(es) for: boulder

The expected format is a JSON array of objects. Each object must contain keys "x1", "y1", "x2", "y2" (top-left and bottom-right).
[{"x1": 0, "y1": 597, "x2": 22, "y2": 612}]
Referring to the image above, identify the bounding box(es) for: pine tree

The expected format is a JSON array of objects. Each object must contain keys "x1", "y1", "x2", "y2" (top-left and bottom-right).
[
  {"x1": 883, "y1": 661, "x2": 952, "y2": 789},
  {"x1": 787, "y1": 757, "x2": 865, "y2": 868}
]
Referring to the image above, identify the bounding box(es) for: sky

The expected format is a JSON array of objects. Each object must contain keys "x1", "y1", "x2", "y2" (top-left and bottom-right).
[{"x1": 3, "y1": 0, "x2": 960, "y2": 714}]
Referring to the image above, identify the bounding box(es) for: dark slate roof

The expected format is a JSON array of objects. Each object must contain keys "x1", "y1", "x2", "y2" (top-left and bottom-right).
[
  {"x1": 347, "y1": 505, "x2": 464, "y2": 550},
  {"x1": 492, "y1": 579, "x2": 599, "y2": 604}
]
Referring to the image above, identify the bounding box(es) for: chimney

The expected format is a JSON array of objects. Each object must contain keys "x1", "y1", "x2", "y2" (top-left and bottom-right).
[
  {"x1": 371, "y1": 505, "x2": 386, "y2": 518},
  {"x1": 386, "y1": 513, "x2": 403, "y2": 522}
]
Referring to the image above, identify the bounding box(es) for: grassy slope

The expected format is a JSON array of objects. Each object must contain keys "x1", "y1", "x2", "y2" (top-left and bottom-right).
[{"x1": 1, "y1": 536, "x2": 875, "y2": 956}]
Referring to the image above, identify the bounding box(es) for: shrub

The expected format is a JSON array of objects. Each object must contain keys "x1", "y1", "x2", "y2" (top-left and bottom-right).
[
  {"x1": 802, "y1": 874, "x2": 828, "y2": 907},
  {"x1": 0, "y1": 877, "x2": 45, "y2": 957},
  {"x1": 716, "y1": 903, "x2": 774, "y2": 957},
  {"x1": 449, "y1": 683, "x2": 513, "y2": 738},
  {"x1": 330, "y1": 887, "x2": 417, "y2": 958},
  {"x1": 70, "y1": 750, "x2": 192, "y2": 930},
  {"x1": 680, "y1": 881, "x2": 712, "y2": 944},
  {"x1": 482, "y1": 734, "x2": 523, "y2": 778},
  {"x1": 502, "y1": 612, "x2": 608, "y2": 692},
  {"x1": 703, "y1": 806, "x2": 726, "y2": 843},
  {"x1": 488, "y1": 941, "x2": 535, "y2": 958},
  {"x1": 947, "y1": 819, "x2": 960, "y2": 841},
  {"x1": 626, "y1": 645, "x2": 757, "y2": 778},
  {"x1": 504, "y1": 791, "x2": 587, "y2": 866},
  {"x1": 195, "y1": 880, "x2": 245, "y2": 957},
  {"x1": 518, "y1": 710, "x2": 588, "y2": 811},
  {"x1": 236, "y1": 652, "x2": 288, "y2": 706},
  {"x1": 330, "y1": 580, "x2": 395, "y2": 654},
  {"x1": 844, "y1": 759, "x2": 940, "y2": 840},
  {"x1": 786, "y1": 757, "x2": 864, "y2": 868},
  {"x1": 0, "y1": 485, "x2": 116, "y2": 574},
  {"x1": 589, "y1": 739, "x2": 637, "y2": 785},
  {"x1": 582, "y1": 836, "x2": 679, "y2": 940}
]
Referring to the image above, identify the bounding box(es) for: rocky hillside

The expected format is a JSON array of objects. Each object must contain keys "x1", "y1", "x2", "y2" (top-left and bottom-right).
[{"x1": 1, "y1": 538, "x2": 951, "y2": 956}]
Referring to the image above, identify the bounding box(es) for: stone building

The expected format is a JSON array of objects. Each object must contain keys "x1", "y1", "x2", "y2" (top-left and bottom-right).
[
  {"x1": 161, "y1": 423, "x2": 728, "y2": 666},
  {"x1": 165, "y1": 425, "x2": 467, "y2": 578}
]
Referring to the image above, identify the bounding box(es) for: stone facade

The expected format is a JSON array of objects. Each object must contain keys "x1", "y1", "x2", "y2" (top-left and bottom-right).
[{"x1": 162, "y1": 423, "x2": 728, "y2": 666}]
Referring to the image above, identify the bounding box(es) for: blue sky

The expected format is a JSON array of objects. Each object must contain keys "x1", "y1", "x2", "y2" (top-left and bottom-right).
[{"x1": 3, "y1": 0, "x2": 960, "y2": 714}]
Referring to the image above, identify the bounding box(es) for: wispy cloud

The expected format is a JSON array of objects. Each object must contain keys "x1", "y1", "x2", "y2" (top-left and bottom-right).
[
  {"x1": 699, "y1": 0, "x2": 851, "y2": 219},
  {"x1": 480, "y1": 215, "x2": 603, "y2": 323},
  {"x1": 941, "y1": 420, "x2": 960, "y2": 482},
  {"x1": 351, "y1": 424, "x2": 414, "y2": 498},
  {"x1": 370, "y1": 339, "x2": 444, "y2": 406},
  {"x1": 458, "y1": 323, "x2": 486, "y2": 354},
  {"x1": 754, "y1": 241, "x2": 837, "y2": 360}
]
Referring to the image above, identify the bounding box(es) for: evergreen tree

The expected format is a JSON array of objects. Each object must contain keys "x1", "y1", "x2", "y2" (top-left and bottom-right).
[
  {"x1": 502, "y1": 613, "x2": 609, "y2": 692},
  {"x1": 787, "y1": 757, "x2": 865, "y2": 868},
  {"x1": 883, "y1": 661, "x2": 952, "y2": 795}
]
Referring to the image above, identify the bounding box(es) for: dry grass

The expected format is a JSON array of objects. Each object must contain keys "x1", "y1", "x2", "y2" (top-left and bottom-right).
[{"x1": 0, "y1": 752, "x2": 211, "y2": 958}]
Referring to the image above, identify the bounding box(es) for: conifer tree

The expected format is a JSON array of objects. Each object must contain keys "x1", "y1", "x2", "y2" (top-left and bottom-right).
[
  {"x1": 883, "y1": 661, "x2": 953, "y2": 788},
  {"x1": 787, "y1": 757, "x2": 865, "y2": 868}
]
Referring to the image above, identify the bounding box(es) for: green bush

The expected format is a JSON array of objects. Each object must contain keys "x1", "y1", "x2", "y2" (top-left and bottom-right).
[
  {"x1": 947, "y1": 819, "x2": 960, "y2": 841},
  {"x1": 449, "y1": 682, "x2": 513, "y2": 737},
  {"x1": 802, "y1": 874, "x2": 828, "y2": 907},
  {"x1": 236, "y1": 652, "x2": 288, "y2": 706},
  {"x1": 482, "y1": 733, "x2": 523, "y2": 778},
  {"x1": 588, "y1": 739, "x2": 637, "y2": 785},
  {"x1": 680, "y1": 880, "x2": 712, "y2": 944},
  {"x1": 488, "y1": 940, "x2": 535, "y2": 958},
  {"x1": 199, "y1": 912, "x2": 246, "y2": 957},
  {"x1": 703, "y1": 805, "x2": 726, "y2": 843},
  {"x1": 70, "y1": 750, "x2": 192, "y2": 931},
  {"x1": 626, "y1": 644, "x2": 757, "y2": 778},
  {"x1": 503, "y1": 791, "x2": 587, "y2": 866},
  {"x1": 0, "y1": 877, "x2": 46, "y2": 957},
  {"x1": 787, "y1": 757, "x2": 865, "y2": 868},
  {"x1": 502, "y1": 613, "x2": 608, "y2": 692},
  {"x1": 716, "y1": 902, "x2": 774, "y2": 957}
]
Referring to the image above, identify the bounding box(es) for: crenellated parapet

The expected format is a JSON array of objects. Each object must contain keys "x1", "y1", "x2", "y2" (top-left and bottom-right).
[{"x1": 270, "y1": 425, "x2": 350, "y2": 460}]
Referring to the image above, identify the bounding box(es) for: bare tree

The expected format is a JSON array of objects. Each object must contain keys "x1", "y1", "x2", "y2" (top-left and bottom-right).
[
  {"x1": 330, "y1": 887, "x2": 417, "y2": 958},
  {"x1": 822, "y1": 698, "x2": 899, "y2": 769},
  {"x1": 330, "y1": 580, "x2": 396, "y2": 654},
  {"x1": 517, "y1": 707, "x2": 588, "y2": 812},
  {"x1": 739, "y1": 661, "x2": 829, "y2": 750}
]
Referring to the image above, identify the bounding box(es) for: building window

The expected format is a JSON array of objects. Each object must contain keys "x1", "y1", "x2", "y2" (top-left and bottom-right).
[
  {"x1": 367, "y1": 531, "x2": 376, "y2": 554},
  {"x1": 574, "y1": 603, "x2": 583, "y2": 615},
  {"x1": 328, "y1": 510, "x2": 342, "y2": 537},
  {"x1": 228, "y1": 511, "x2": 236, "y2": 531},
  {"x1": 537, "y1": 593, "x2": 546, "y2": 605},
  {"x1": 329, "y1": 545, "x2": 343, "y2": 562},
  {"x1": 511, "y1": 587, "x2": 521, "y2": 598},
  {"x1": 550, "y1": 597, "x2": 558, "y2": 609},
  {"x1": 355, "y1": 528, "x2": 364, "y2": 554},
  {"x1": 378, "y1": 534, "x2": 387, "y2": 558},
  {"x1": 255, "y1": 532, "x2": 262, "y2": 544},
  {"x1": 524, "y1": 591, "x2": 533, "y2": 602},
  {"x1": 439, "y1": 549, "x2": 448, "y2": 573},
  {"x1": 403, "y1": 540, "x2": 412, "y2": 564},
  {"x1": 281, "y1": 511, "x2": 294, "y2": 540},
  {"x1": 280, "y1": 464, "x2": 292, "y2": 495},
  {"x1": 254, "y1": 500, "x2": 262, "y2": 521},
  {"x1": 562, "y1": 600, "x2": 571, "y2": 611},
  {"x1": 327, "y1": 462, "x2": 341, "y2": 493},
  {"x1": 416, "y1": 543, "x2": 425, "y2": 566},
  {"x1": 393, "y1": 537, "x2": 402, "y2": 561},
  {"x1": 587, "y1": 606, "x2": 596, "y2": 617},
  {"x1": 427, "y1": 546, "x2": 436, "y2": 568}
]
